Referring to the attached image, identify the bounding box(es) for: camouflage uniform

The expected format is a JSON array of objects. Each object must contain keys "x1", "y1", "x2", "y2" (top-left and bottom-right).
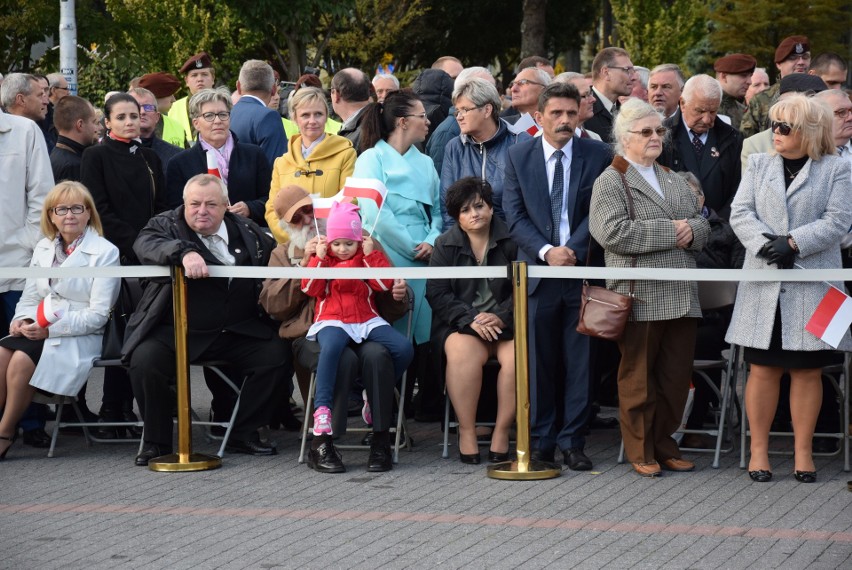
[
  {"x1": 739, "y1": 83, "x2": 779, "y2": 138},
  {"x1": 719, "y1": 93, "x2": 747, "y2": 131}
]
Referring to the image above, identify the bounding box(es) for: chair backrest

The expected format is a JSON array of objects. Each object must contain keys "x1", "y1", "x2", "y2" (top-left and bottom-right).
[{"x1": 697, "y1": 281, "x2": 737, "y2": 311}]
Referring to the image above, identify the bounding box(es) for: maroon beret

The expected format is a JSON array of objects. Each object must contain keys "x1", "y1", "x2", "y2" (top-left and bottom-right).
[
  {"x1": 179, "y1": 52, "x2": 213, "y2": 74},
  {"x1": 295, "y1": 74, "x2": 322, "y2": 90},
  {"x1": 775, "y1": 36, "x2": 810, "y2": 63},
  {"x1": 138, "y1": 72, "x2": 181, "y2": 98},
  {"x1": 714, "y1": 54, "x2": 757, "y2": 75}
]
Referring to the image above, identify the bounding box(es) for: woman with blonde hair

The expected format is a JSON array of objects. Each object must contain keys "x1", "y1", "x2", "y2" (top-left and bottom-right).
[
  {"x1": 266, "y1": 86, "x2": 356, "y2": 243},
  {"x1": 727, "y1": 94, "x2": 852, "y2": 484},
  {"x1": 0, "y1": 182, "x2": 119, "y2": 459}
]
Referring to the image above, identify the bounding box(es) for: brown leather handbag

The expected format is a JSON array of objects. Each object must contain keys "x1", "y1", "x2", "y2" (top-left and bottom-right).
[{"x1": 576, "y1": 170, "x2": 637, "y2": 341}]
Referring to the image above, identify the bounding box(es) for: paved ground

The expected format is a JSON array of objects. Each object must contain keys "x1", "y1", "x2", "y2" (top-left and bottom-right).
[{"x1": 1, "y1": 368, "x2": 850, "y2": 570}]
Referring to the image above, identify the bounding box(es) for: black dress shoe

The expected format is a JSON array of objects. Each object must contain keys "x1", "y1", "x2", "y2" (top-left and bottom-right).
[
  {"x1": 488, "y1": 450, "x2": 511, "y2": 463},
  {"x1": 22, "y1": 427, "x2": 51, "y2": 448},
  {"x1": 590, "y1": 416, "x2": 619, "y2": 429},
  {"x1": 563, "y1": 448, "x2": 593, "y2": 471},
  {"x1": 367, "y1": 443, "x2": 393, "y2": 472},
  {"x1": 748, "y1": 469, "x2": 773, "y2": 482},
  {"x1": 459, "y1": 451, "x2": 481, "y2": 464},
  {"x1": 308, "y1": 439, "x2": 345, "y2": 473},
  {"x1": 226, "y1": 437, "x2": 277, "y2": 456},
  {"x1": 135, "y1": 444, "x2": 172, "y2": 466},
  {"x1": 530, "y1": 448, "x2": 555, "y2": 463},
  {"x1": 794, "y1": 470, "x2": 817, "y2": 483}
]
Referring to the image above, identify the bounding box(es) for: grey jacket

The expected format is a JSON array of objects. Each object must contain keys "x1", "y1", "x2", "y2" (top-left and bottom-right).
[{"x1": 726, "y1": 153, "x2": 852, "y2": 351}]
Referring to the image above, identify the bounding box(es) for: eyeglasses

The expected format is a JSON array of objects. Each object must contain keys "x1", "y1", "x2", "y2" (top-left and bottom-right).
[
  {"x1": 628, "y1": 126, "x2": 668, "y2": 138},
  {"x1": 199, "y1": 111, "x2": 230, "y2": 122},
  {"x1": 140, "y1": 104, "x2": 157, "y2": 113},
  {"x1": 53, "y1": 86, "x2": 69, "y2": 92},
  {"x1": 580, "y1": 90, "x2": 595, "y2": 99},
  {"x1": 608, "y1": 65, "x2": 636, "y2": 75},
  {"x1": 404, "y1": 113, "x2": 428, "y2": 120},
  {"x1": 771, "y1": 121, "x2": 793, "y2": 136},
  {"x1": 455, "y1": 105, "x2": 483, "y2": 117},
  {"x1": 834, "y1": 107, "x2": 852, "y2": 119},
  {"x1": 52, "y1": 205, "x2": 86, "y2": 216},
  {"x1": 508, "y1": 79, "x2": 544, "y2": 89}
]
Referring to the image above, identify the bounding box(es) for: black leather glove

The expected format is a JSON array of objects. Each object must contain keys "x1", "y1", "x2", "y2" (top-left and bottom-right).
[{"x1": 760, "y1": 232, "x2": 796, "y2": 269}]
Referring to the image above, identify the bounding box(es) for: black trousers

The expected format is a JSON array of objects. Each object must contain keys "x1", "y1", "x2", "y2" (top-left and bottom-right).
[{"x1": 129, "y1": 327, "x2": 288, "y2": 447}]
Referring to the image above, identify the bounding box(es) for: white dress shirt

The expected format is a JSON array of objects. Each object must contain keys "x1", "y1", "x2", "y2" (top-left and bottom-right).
[{"x1": 538, "y1": 136, "x2": 574, "y2": 261}]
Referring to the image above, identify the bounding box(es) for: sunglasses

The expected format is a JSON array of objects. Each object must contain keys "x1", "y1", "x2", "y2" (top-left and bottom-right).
[
  {"x1": 628, "y1": 126, "x2": 668, "y2": 138},
  {"x1": 771, "y1": 121, "x2": 793, "y2": 136}
]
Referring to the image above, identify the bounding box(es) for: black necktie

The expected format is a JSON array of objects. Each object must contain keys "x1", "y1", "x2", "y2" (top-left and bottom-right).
[
  {"x1": 550, "y1": 149, "x2": 564, "y2": 246},
  {"x1": 690, "y1": 130, "x2": 704, "y2": 156}
]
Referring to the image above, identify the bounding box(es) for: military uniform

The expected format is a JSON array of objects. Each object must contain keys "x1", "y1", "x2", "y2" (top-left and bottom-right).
[
  {"x1": 719, "y1": 93, "x2": 747, "y2": 131},
  {"x1": 739, "y1": 83, "x2": 779, "y2": 139}
]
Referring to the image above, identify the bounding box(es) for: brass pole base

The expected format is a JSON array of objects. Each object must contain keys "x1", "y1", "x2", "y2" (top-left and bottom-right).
[
  {"x1": 487, "y1": 460, "x2": 562, "y2": 480},
  {"x1": 148, "y1": 453, "x2": 222, "y2": 472}
]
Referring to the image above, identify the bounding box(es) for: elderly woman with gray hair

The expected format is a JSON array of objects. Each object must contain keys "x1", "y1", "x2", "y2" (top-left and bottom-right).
[
  {"x1": 166, "y1": 87, "x2": 271, "y2": 223},
  {"x1": 440, "y1": 77, "x2": 530, "y2": 228},
  {"x1": 726, "y1": 94, "x2": 852, "y2": 484},
  {"x1": 589, "y1": 98, "x2": 710, "y2": 478}
]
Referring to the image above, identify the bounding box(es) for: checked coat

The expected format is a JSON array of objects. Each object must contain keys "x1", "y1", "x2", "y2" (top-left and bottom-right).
[
  {"x1": 725, "y1": 153, "x2": 852, "y2": 352},
  {"x1": 589, "y1": 155, "x2": 710, "y2": 322}
]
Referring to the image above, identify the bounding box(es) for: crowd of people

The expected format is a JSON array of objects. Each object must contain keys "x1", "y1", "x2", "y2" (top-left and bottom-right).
[{"x1": 0, "y1": 36, "x2": 850, "y2": 483}]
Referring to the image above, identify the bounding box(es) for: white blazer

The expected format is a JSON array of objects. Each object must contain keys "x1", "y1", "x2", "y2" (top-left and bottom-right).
[{"x1": 12, "y1": 227, "x2": 120, "y2": 396}]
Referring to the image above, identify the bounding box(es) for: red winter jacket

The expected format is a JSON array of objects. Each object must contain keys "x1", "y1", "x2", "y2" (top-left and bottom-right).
[{"x1": 300, "y1": 249, "x2": 393, "y2": 324}]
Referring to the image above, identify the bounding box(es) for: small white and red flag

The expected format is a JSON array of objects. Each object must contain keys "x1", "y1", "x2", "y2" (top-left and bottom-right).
[
  {"x1": 36, "y1": 294, "x2": 67, "y2": 328},
  {"x1": 312, "y1": 196, "x2": 339, "y2": 219},
  {"x1": 206, "y1": 150, "x2": 221, "y2": 178},
  {"x1": 805, "y1": 286, "x2": 852, "y2": 348},
  {"x1": 506, "y1": 113, "x2": 540, "y2": 137},
  {"x1": 342, "y1": 177, "x2": 388, "y2": 209}
]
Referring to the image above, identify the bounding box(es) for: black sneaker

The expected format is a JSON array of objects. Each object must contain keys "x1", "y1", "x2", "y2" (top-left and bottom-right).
[
  {"x1": 367, "y1": 443, "x2": 393, "y2": 472},
  {"x1": 307, "y1": 438, "x2": 345, "y2": 473}
]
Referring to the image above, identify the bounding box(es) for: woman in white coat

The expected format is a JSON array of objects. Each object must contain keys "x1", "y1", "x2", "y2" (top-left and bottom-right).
[
  {"x1": 0, "y1": 181, "x2": 119, "y2": 459},
  {"x1": 726, "y1": 94, "x2": 852, "y2": 483}
]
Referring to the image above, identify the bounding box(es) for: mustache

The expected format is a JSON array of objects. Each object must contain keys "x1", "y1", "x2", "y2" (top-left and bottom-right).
[{"x1": 555, "y1": 125, "x2": 573, "y2": 133}]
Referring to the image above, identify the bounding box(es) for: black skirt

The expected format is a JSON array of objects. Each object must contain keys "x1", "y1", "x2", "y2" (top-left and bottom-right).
[
  {"x1": 0, "y1": 335, "x2": 44, "y2": 366},
  {"x1": 744, "y1": 305, "x2": 840, "y2": 369}
]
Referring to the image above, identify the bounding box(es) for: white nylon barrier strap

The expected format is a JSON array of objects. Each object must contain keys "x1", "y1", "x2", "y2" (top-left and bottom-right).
[{"x1": 2, "y1": 265, "x2": 852, "y2": 282}]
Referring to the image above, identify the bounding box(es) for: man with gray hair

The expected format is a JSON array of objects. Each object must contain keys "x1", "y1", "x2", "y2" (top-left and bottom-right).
[
  {"x1": 658, "y1": 74, "x2": 743, "y2": 218},
  {"x1": 230, "y1": 59, "x2": 286, "y2": 166},
  {"x1": 371, "y1": 73, "x2": 399, "y2": 103},
  {"x1": 426, "y1": 66, "x2": 497, "y2": 174},
  {"x1": 124, "y1": 173, "x2": 289, "y2": 466},
  {"x1": 648, "y1": 64, "x2": 685, "y2": 119},
  {"x1": 1, "y1": 73, "x2": 48, "y2": 124}
]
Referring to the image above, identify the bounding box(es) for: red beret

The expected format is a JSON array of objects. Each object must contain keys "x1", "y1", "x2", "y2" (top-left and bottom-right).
[
  {"x1": 179, "y1": 52, "x2": 213, "y2": 74},
  {"x1": 295, "y1": 74, "x2": 322, "y2": 90},
  {"x1": 714, "y1": 54, "x2": 757, "y2": 75},
  {"x1": 775, "y1": 36, "x2": 810, "y2": 63},
  {"x1": 138, "y1": 72, "x2": 181, "y2": 98}
]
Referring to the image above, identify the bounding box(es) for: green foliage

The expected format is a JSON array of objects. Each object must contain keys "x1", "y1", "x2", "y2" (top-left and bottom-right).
[
  {"x1": 709, "y1": 0, "x2": 852, "y2": 82},
  {"x1": 0, "y1": 0, "x2": 58, "y2": 70},
  {"x1": 610, "y1": 0, "x2": 706, "y2": 71}
]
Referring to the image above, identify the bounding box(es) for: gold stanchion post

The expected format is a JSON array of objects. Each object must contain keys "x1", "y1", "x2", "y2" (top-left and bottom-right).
[
  {"x1": 488, "y1": 261, "x2": 561, "y2": 480},
  {"x1": 149, "y1": 266, "x2": 222, "y2": 472}
]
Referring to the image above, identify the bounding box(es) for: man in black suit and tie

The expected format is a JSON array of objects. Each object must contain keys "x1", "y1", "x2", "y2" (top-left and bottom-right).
[
  {"x1": 124, "y1": 173, "x2": 290, "y2": 466},
  {"x1": 503, "y1": 83, "x2": 612, "y2": 470},
  {"x1": 584, "y1": 47, "x2": 636, "y2": 144},
  {"x1": 658, "y1": 74, "x2": 743, "y2": 219}
]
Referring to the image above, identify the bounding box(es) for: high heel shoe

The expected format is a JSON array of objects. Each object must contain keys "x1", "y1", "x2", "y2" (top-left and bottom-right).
[
  {"x1": 459, "y1": 450, "x2": 481, "y2": 464},
  {"x1": 488, "y1": 450, "x2": 510, "y2": 463},
  {"x1": 794, "y1": 470, "x2": 817, "y2": 483},
  {"x1": 748, "y1": 469, "x2": 773, "y2": 482},
  {"x1": 0, "y1": 433, "x2": 17, "y2": 460}
]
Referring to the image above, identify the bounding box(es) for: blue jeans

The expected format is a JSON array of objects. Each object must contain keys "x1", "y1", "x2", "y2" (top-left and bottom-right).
[{"x1": 314, "y1": 325, "x2": 413, "y2": 410}]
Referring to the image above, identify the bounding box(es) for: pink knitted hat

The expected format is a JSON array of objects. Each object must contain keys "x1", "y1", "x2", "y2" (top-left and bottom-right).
[{"x1": 325, "y1": 201, "x2": 363, "y2": 242}]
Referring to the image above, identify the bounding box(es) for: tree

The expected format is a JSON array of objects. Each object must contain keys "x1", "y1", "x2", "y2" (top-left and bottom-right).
[
  {"x1": 0, "y1": 0, "x2": 58, "y2": 71},
  {"x1": 709, "y1": 0, "x2": 852, "y2": 83},
  {"x1": 609, "y1": 0, "x2": 706, "y2": 71},
  {"x1": 520, "y1": 0, "x2": 547, "y2": 58}
]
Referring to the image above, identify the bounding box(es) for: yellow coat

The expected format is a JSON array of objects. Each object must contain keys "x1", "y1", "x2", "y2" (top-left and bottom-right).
[{"x1": 266, "y1": 133, "x2": 356, "y2": 243}]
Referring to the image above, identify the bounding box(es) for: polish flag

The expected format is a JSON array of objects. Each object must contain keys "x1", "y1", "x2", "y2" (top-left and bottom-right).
[
  {"x1": 312, "y1": 196, "x2": 339, "y2": 219},
  {"x1": 342, "y1": 178, "x2": 388, "y2": 209},
  {"x1": 36, "y1": 294, "x2": 67, "y2": 328},
  {"x1": 506, "y1": 112, "x2": 539, "y2": 137},
  {"x1": 805, "y1": 286, "x2": 852, "y2": 348},
  {"x1": 206, "y1": 150, "x2": 221, "y2": 178}
]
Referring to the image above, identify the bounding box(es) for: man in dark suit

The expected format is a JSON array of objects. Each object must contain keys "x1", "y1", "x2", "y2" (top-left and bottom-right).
[
  {"x1": 584, "y1": 47, "x2": 636, "y2": 144},
  {"x1": 124, "y1": 174, "x2": 290, "y2": 466},
  {"x1": 503, "y1": 82, "x2": 612, "y2": 470},
  {"x1": 230, "y1": 59, "x2": 287, "y2": 167},
  {"x1": 658, "y1": 74, "x2": 743, "y2": 220}
]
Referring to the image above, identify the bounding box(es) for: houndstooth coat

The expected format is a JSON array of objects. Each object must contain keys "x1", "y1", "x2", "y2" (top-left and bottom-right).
[
  {"x1": 589, "y1": 156, "x2": 710, "y2": 322},
  {"x1": 725, "y1": 153, "x2": 852, "y2": 351}
]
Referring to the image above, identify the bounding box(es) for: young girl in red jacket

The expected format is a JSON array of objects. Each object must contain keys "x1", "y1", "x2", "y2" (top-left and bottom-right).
[{"x1": 301, "y1": 201, "x2": 414, "y2": 438}]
